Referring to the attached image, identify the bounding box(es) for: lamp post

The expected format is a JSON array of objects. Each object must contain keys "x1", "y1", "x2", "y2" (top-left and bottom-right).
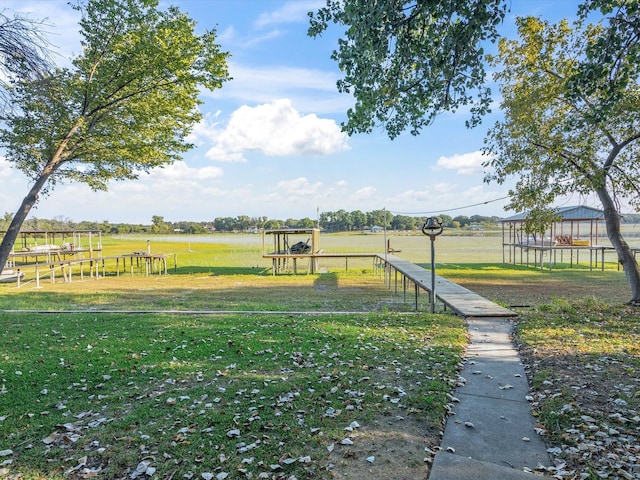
[{"x1": 422, "y1": 217, "x2": 444, "y2": 313}]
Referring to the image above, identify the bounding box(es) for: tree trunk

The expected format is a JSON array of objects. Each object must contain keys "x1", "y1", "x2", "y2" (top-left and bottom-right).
[
  {"x1": 0, "y1": 120, "x2": 79, "y2": 272},
  {"x1": 597, "y1": 186, "x2": 640, "y2": 305},
  {"x1": 0, "y1": 171, "x2": 53, "y2": 273}
]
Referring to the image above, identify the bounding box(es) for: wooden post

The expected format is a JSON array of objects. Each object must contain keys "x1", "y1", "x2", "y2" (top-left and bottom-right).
[
  {"x1": 394, "y1": 270, "x2": 398, "y2": 295},
  {"x1": 403, "y1": 275, "x2": 407, "y2": 303}
]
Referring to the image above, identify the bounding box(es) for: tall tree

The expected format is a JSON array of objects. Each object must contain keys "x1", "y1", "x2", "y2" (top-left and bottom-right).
[
  {"x1": 484, "y1": 14, "x2": 640, "y2": 304},
  {"x1": 151, "y1": 215, "x2": 168, "y2": 234},
  {"x1": 308, "y1": 0, "x2": 507, "y2": 138},
  {"x1": 0, "y1": 0, "x2": 229, "y2": 272}
]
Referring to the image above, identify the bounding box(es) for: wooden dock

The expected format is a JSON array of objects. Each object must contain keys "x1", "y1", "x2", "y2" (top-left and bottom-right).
[
  {"x1": 380, "y1": 254, "x2": 516, "y2": 318},
  {"x1": 264, "y1": 252, "x2": 379, "y2": 274},
  {"x1": 9, "y1": 253, "x2": 174, "y2": 288}
]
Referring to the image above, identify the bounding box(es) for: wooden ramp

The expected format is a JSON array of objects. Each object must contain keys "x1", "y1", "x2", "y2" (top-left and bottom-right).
[{"x1": 380, "y1": 254, "x2": 516, "y2": 318}]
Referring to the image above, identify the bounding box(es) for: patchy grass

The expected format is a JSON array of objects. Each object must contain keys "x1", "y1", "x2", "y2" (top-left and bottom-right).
[
  {"x1": 439, "y1": 264, "x2": 632, "y2": 307},
  {"x1": 514, "y1": 299, "x2": 640, "y2": 479},
  {"x1": 0, "y1": 271, "x2": 415, "y2": 312},
  {"x1": 0, "y1": 311, "x2": 465, "y2": 480}
]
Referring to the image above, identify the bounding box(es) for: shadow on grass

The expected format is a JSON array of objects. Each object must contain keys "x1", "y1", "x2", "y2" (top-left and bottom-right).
[
  {"x1": 171, "y1": 266, "x2": 272, "y2": 276},
  {"x1": 313, "y1": 272, "x2": 339, "y2": 291}
]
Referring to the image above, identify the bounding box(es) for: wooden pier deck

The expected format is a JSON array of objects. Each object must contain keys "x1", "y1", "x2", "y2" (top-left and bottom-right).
[
  {"x1": 379, "y1": 254, "x2": 516, "y2": 318},
  {"x1": 8, "y1": 253, "x2": 174, "y2": 288}
]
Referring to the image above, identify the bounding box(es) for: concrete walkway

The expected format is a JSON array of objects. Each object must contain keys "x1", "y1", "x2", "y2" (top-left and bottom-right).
[{"x1": 429, "y1": 317, "x2": 551, "y2": 479}]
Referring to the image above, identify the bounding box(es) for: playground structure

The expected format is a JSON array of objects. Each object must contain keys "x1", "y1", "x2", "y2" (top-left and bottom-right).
[{"x1": 501, "y1": 205, "x2": 618, "y2": 270}]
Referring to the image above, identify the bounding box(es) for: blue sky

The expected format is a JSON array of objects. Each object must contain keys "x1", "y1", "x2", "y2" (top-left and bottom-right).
[{"x1": 0, "y1": 0, "x2": 583, "y2": 223}]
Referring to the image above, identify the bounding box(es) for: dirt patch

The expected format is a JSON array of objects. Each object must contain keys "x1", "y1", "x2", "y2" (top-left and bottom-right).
[{"x1": 324, "y1": 414, "x2": 438, "y2": 480}]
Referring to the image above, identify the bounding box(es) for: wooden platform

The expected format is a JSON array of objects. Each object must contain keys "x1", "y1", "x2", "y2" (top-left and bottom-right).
[
  {"x1": 380, "y1": 254, "x2": 516, "y2": 318},
  {"x1": 9, "y1": 253, "x2": 173, "y2": 288},
  {"x1": 264, "y1": 252, "x2": 379, "y2": 274}
]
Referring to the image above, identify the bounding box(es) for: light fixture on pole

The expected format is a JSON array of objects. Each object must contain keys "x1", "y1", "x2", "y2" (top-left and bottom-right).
[{"x1": 422, "y1": 217, "x2": 444, "y2": 313}]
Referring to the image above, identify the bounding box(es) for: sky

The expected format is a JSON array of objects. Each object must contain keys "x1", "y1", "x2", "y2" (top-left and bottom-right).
[{"x1": 0, "y1": 0, "x2": 586, "y2": 224}]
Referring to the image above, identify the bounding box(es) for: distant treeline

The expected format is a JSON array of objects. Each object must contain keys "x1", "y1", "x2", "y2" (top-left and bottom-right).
[
  {"x1": 3, "y1": 210, "x2": 638, "y2": 235},
  {"x1": 1, "y1": 210, "x2": 502, "y2": 234}
]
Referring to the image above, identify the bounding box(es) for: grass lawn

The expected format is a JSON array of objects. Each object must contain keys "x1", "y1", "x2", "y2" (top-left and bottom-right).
[
  {"x1": 1, "y1": 232, "x2": 638, "y2": 479},
  {"x1": 515, "y1": 298, "x2": 640, "y2": 479},
  {"x1": 0, "y1": 311, "x2": 465, "y2": 480}
]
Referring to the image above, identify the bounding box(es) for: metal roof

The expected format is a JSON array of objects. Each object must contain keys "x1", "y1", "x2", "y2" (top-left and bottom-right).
[
  {"x1": 263, "y1": 228, "x2": 319, "y2": 234},
  {"x1": 502, "y1": 205, "x2": 604, "y2": 222}
]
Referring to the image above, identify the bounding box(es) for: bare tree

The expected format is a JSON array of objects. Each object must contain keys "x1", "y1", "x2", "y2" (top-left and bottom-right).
[{"x1": 0, "y1": 9, "x2": 52, "y2": 112}]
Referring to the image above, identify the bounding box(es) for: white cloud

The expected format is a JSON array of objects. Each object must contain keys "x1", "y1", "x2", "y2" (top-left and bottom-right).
[
  {"x1": 206, "y1": 62, "x2": 350, "y2": 114},
  {"x1": 353, "y1": 186, "x2": 376, "y2": 199},
  {"x1": 188, "y1": 111, "x2": 223, "y2": 144},
  {"x1": 221, "y1": 28, "x2": 285, "y2": 49},
  {"x1": 392, "y1": 189, "x2": 432, "y2": 204},
  {"x1": 203, "y1": 147, "x2": 247, "y2": 163},
  {"x1": 206, "y1": 99, "x2": 349, "y2": 161},
  {"x1": 436, "y1": 150, "x2": 492, "y2": 175},
  {"x1": 0, "y1": 157, "x2": 15, "y2": 179},
  {"x1": 146, "y1": 161, "x2": 223, "y2": 182},
  {"x1": 434, "y1": 182, "x2": 457, "y2": 194},
  {"x1": 229, "y1": 64, "x2": 338, "y2": 94},
  {"x1": 253, "y1": 1, "x2": 324, "y2": 29},
  {"x1": 276, "y1": 177, "x2": 324, "y2": 195},
  {"x1": 220, "y1": 1, "x2": 323, "y2": 49}
]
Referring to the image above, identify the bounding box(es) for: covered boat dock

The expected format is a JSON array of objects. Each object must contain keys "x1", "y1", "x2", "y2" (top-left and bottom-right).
[{"x1": 501, "y1": 205, "x2": 616, "y2": 270}]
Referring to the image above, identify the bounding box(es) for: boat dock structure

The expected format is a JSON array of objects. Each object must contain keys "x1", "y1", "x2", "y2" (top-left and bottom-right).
[
  {"x1": 499, "y1": 205, "x2": 635, "y2": 271},
  {"x1": 5, "y1": 229, "x2": 104, "y2": 264},
  {"x1": 379, "y1": 254, "x2": 516, "y2": 317},
  {"x1": 262, "y1": 227, "x2": 380, "y2": 274},
  {"x1": 7, "y1": 252, "x2": 175, "y2": 288}
]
